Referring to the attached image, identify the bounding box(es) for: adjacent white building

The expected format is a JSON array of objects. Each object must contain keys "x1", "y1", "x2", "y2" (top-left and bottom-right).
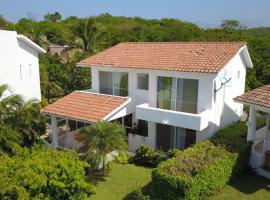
[
  {"x1": 42, "y1": 42, "x2": 253, "y2": 152},
  {"x1": 0, "y1": 30, "x2": 45, "y2": 101}
]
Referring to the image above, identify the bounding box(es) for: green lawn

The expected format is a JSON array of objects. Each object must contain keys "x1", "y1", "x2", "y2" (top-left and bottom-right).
[
  {"x1": 89, "y1": 163, "x2": 152, "y2": 200},
  {"x1": 211, "y1": 173, "x2": 270, "y2": 200},
  {"x1": 89, "y1": 164, "x2": 270, "y2": 200}
]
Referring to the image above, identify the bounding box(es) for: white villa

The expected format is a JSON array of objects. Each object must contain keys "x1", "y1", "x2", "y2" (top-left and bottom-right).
[
  {"x1": 42, "y1": 42, "x2": 253, "y2": 152},
  {"x1": 0, "y1": 30, "x2": 45, "y2": 101}
]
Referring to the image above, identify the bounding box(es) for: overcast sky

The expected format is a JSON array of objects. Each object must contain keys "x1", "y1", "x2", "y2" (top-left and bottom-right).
[{"x1": 1, "y1": 0, "x2": 269, "y2": 28}]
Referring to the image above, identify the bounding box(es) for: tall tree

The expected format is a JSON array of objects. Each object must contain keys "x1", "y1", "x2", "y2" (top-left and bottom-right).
[
  {"x1": 73, "y1": 18, "x2": 97, "y2": 51},
  {"x1": 44, "y1": 11, "x2": 62, "y2": 22}
]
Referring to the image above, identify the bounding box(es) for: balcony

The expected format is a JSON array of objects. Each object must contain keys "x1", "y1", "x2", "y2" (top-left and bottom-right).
[{"x1": 136, "y1": 103, "x2": 209, "y2": 131}]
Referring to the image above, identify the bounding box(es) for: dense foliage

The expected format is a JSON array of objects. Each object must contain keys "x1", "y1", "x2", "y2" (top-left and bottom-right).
[
  {"x1": 210, "y1": 119, "x2": 266, "y2": 175},
  {"x1": 1, "y1": 14, "x2": 269, "y2": 103},
  {"x1": 0, "y1": 85, "x2": 46, "y2": 154},
  {"x1": 152, "y1": 141, "x2": 237, "y2": 200},
  {"x1": 0, "y1": 146, "x2": 95, "y2": 200},
  {"x1": 133, "y1": 145, "x2": 167, "y2": 168}
]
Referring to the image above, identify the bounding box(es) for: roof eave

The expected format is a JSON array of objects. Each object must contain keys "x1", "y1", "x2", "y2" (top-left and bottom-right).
[{"x1": 17, "y1": 35, "x2": 46, "y2": 53}]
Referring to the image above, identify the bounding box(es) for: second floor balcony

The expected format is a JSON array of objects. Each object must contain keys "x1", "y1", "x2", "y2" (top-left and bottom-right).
[{"x1": 136, "y1": 103, "x2": 209, "y2": 131}]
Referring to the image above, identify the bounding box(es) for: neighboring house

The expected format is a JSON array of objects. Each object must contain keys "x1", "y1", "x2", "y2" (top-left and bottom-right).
[
  {"x1": 235, "y1": 85, "x2": 270, "y2": 176},
  {"x1": 42, "y1": 42, "x2": 253, "y2": 152},
  {"x1": 40, "y1": 35, "x2": 70, "y2": 63},
  {"x1": 0, "y1": 30, "x2": 45, "y2": 101}
]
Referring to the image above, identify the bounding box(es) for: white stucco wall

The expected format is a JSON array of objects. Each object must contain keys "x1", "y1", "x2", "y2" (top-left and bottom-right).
[
  {"x1": 0, "y1": 30, "x2": 42, "y2": 101},
  {"x1": 197, "y1": 49, "x2": 248, "y2": 142}
]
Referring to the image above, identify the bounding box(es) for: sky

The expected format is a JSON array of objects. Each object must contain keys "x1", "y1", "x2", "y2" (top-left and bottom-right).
[{"x1": 0, "y1": 0, "x2": 269, "y2": 28}]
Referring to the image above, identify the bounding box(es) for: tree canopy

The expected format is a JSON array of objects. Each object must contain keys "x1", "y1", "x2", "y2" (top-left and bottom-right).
[{"x1": 2, "y1": 14, "x2": 270, "y2": 102}]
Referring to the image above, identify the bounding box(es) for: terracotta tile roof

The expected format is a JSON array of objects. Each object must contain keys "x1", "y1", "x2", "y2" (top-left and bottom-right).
[
  {"x1": 77, "y1": 42, "x2": 246, "y2": 73},
  {"x1": 41, "y1": 91, "x2": 130, "y2": 122},
  {"x1": 234, "y1": 85, "x2": 270, "y2": 109}
]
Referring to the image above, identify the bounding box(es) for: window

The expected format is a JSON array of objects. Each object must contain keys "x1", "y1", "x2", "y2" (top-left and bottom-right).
[
  {"x1": 157, "y1": 77, "x2": 198, "y2": 114},
  {"x1": 29, "y1": 64, "x2": 32, "y2": 78},
  {"x1": 237, "y1": 71, "x2": 241, "y2": 79},
  {"x1": 132, "y1": 120, "x2": 148, "y2": 137},
  {"x1": 19, "y1": 65, "x2": 23, "y2": 80},
  {"x1": 99, "y1": 71, "x2": 128, "y2": 96},
  {"x1": 137, "y1": 73, "x2": 149, "y2": 90}
]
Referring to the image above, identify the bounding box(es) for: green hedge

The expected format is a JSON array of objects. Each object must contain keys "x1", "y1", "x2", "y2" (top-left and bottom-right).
[
  {"x1": 152, "y1": 141, "x2": 237, "y2": 200},
  {"x1": 210, "y1": 121, "x2": 255, "y2": 175}
]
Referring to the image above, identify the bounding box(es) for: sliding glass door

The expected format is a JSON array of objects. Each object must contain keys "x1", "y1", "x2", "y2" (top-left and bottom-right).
[
  {"x1": 99, "y1": 71, "x2": 128, "y2": 96},
  {"x1": 156, "y1": 124, "x2": 196, "y2": 151},
  {"x1": 157, "y1": 77, "x2": 198, "y2": 114}
]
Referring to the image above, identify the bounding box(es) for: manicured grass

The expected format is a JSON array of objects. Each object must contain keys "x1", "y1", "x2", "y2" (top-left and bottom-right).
[
  {"x1": 89, "y1": 163, "x2": 152, "y2": 200},
  {"x1": 211, "y1": 173, "x2": 270, "y2": 200},
  {"x1": 89, "y1": 163, "x2": 270, "y2": 200}
]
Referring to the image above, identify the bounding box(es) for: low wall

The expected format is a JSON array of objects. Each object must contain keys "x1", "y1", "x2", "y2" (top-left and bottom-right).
[{"x1": 128, "y1": 133, "x2": 147, "y2": 152}]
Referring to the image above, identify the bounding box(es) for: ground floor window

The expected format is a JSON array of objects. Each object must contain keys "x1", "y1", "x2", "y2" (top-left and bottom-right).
[
  {"x1": 132, "y1": 120, "x2": 148, "y2": 137},
  {"x1": 156, "y1": 123, "x2": 196, "y2": 151}
]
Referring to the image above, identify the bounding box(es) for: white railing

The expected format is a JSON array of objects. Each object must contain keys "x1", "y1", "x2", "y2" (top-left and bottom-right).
[{"x1": 136, "y1": 103, "x2": 209, "y2": 131}]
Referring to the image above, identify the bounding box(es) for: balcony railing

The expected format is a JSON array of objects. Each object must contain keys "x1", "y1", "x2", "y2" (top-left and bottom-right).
[{"x1": 136, "y1": 103, "x2": 209, "y2": 131}]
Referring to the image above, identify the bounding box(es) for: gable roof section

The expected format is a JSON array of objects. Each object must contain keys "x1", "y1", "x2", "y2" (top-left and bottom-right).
[
  {"x1": 41, "y1": 91, "x2": 130, "y2": 122},
  {"x1": 234, "y1": 85, "x2": 270, "y2": 109},
  {"x1": 77, "y1": 42, "x2": 249, "y2": 73}
]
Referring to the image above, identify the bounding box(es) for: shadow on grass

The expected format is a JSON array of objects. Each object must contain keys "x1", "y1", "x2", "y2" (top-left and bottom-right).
[
  {"x1": 86, "y1": 171, "x2": 108, "y2": 185},
  {"x1": 229, "y1": 171, "x2": 270, "y2": 194},
  {"x1": 123, "y1": 182, "x2": 153, "y2": 200}
]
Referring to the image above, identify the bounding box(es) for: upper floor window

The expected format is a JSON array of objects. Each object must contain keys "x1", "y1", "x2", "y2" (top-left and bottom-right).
[
  {"x1": 157, "y1": 76, "x2": 198, "y2": 114},
  {"x1": 99, "y1": 71, "x2": 128, "y2": 96},
  {"x1": 137, "y1": 73, "x2": 149, "y2": 90}
]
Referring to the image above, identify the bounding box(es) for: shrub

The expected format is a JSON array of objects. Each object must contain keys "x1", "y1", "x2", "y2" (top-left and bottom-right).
[
  {"x1": 0, "y1": 146, "x2": 95, "y2": 200},
  {"x1": 168, "y1": 148, "x2": 182, "y2": 158},
  {"x1": 115, "y1": 151, "x2": 130, "y2": 164},
  {"x1": 134, "y1": 145, "x2": 167, "y2": 167},
  {"x1": 210, "y1": 121, "x2": 253, "y2": 175},
  {"x1": 152, "y1": 141, "x2": 237, "y2": 200},
  {"x1": 129, "y1": 189, "x2": 151, "y2": 200}
]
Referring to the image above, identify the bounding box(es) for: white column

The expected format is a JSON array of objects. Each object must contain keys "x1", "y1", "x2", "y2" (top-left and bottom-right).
[
  {"x1": 145, "y1": 122, "x2": 156, "y2": 150},
  {"x1": 51, "y1": 115, "x2": 58, "y2": 147},
  {"x1": 263, "y1": 114, "x2": 270, "y2": 152},
  {"x1": 247, "y1": 106, "x2": 257, "y2": 141},
  {"x1": 91, "y1": 67, "x2": 99, "y2": 92},
  {"x1": 148, "y1": 73, "x2": 157, "y2": 107}
]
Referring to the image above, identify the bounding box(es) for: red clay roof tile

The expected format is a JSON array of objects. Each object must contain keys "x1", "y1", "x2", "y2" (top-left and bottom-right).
[
  {"x1": 77, "y1": 42, "x2": 246, "y2": 73},
  {"x1": 234, "y1": 85, "x2": 270, "y2": 109},
  {"x1": 41, "y1": 91, "x2": 129, "y2": 122}
]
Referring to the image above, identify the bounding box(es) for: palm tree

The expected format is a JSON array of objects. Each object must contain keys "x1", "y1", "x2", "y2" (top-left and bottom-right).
[
  {"x1": 0, "y1": 84, "x2": 46, "y2": 153},
  {"x1": 0, "y1": 85, "x2": 23, "y2": 153},
  {"x1": 73, "y1": 18, "x2": 97, "y2": 52},
  {"x1": 76, "y1": 121, "x2": 127, "y2": 175}
]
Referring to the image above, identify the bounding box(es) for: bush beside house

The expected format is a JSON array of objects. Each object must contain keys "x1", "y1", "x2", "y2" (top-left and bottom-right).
[
  {"x1": 0, "y1": 146, "x2": 95, "y2": 200},
  {"x1": 152, "y1": 141, "x2": 237, "y2": 200},
  {"x1": 133, "y1": 145, "x2": 167, "y2": 168}
]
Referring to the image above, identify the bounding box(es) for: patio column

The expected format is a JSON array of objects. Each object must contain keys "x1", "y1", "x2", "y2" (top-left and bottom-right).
[
  {"x1": 263, "y1": 114, "x2": 270, "y2": 152},
  {"x1": 51, "y1": 115, "x2": 58, "y2": 147},
  {"x1": 247, "y1": 106, "x2": 257, "y2": 141}
]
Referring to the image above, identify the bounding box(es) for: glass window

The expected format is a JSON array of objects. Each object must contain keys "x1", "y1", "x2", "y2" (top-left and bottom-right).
[
  {"x1": 177, "y1": 79, "x2": 198, "y2": 114},
  {"x1": 157, "y1": 77, "x2": 173, "y2": 110},
  {"x1": 137, "y1": 73, "x2": 149, "y2": 90},
  {"x1": 99, "y1": 71, "x2": 113, "y2": 95},
  {"x1": 132, "y1": 120, "x2": 148, "y2": 137},
  {"x1": 157, "y1": 77, "x2": 198, "y2": 114},
  {"x1": 114, "y1": 72, "x2": 128, "y2": 96},
  {"x1": 99, "y1": 71, "x2": 128, "y2": 96}
]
